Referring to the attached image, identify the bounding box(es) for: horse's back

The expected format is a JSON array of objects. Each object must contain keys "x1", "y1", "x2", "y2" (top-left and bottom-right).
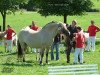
[{"x1": 18, "y1": 28, "x2": 43, "y2": 48}]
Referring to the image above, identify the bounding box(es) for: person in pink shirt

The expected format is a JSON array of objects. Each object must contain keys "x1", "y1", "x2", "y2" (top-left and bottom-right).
[
  {"x1": 73, "y1": 26, "x2": 86, "y2": 64},
  {"x1": 86, "y1": 20, "x2": 100, "y2": 51},
  {"x1": 4, "y1": 25, "x2": 16, "y2": 52}
]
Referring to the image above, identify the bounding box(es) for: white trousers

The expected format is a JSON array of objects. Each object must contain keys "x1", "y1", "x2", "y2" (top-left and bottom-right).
[
  {"x1": 86, "y1": 36, "x2": 96, "y2": 51},
  {"x1": 74, "y1": 48, "x2": 84, "y2": 63},
  {"x1": 6, "y1": 40, "x2": 13, "y2": 52}
]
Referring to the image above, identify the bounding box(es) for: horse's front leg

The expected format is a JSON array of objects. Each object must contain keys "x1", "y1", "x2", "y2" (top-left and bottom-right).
[
  {"x1": 40, "y1": 49, "x2": 44, "y2": 65},
  {"x1": 46, "y1": 49, "x2": 49, "y2": 64}
]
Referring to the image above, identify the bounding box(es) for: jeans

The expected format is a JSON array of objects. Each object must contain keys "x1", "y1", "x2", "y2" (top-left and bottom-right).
[
  {"x1": 86, "y1": 36, "x2": 96, "y2": 51},
  {"x1": 51, "y1": 42, "x2": 60, "y2": 60},
  {"x1": 6, "y1": 40, "x2": 13, "y2": 52},
  {"x1": 74, "y1": 48, "x2": 84, "y2": 63}
]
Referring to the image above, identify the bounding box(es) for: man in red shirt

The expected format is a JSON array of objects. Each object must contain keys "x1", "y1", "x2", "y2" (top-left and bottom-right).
[
  {"x1": 73, "y1": 27, "x2": 86, "y2": 64},
  {"x1": 86, "y1": 20, "x2": 100, "y2": 51},
  {"x1": 5, "y1": 25, "x2": 16, "y2": 52}
]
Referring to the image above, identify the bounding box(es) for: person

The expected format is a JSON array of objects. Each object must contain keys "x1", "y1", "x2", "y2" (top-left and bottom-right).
[
  {"x1": 86, "y1": 20, "x2": 100, "y2": 52},
  {"x1": 4, "y1": 25, "x2": 16, "y2": 52},
  {"x1": 65, "y1": 20, "x2": 77, "y2": 63},
  {"x1": 51, "y1": 33, "x2": 61, "y2": 60},
  {"x1": 30, "y1": 21, "x2": 40, "y2": 53},
  {"x1": 30, "y1": 21, "x2": 39, "y2": 31},
  {"x1": 73, "y1": 26, "x2": 86, "y2": 64}
]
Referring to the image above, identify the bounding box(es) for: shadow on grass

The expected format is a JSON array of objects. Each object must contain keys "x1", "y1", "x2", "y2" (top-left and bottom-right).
[
  {"x1": 0, "y1": 52, "x2": 17, "y2": 56},
  {"x1": 1, "y1": 60, "x2": 38, "y2": 67},
  {"x1": 96, "y1": 41, "x2": 100, "y2": 45}
]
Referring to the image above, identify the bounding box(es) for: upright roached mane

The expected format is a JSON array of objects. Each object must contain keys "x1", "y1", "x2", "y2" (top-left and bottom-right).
[{"x1": 17, "y1": 21, "x2": 70, "y2": 64}]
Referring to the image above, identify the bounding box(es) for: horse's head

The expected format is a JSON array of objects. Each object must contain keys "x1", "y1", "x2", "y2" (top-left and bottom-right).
[
  {"x1": 57, "y1": 22, "x2": 70, "y2": 36},
  {"x1": 0, "y1": 31, "x2": 5, "y2": 40},
  {"x1": 42, "y1": 21, "x2": 70, "y2": 37}
]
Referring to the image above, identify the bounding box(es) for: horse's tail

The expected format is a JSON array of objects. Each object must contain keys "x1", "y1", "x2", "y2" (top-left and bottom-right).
[{"x1": 17, "y1": 40, "x2": 23, "y2": 58}]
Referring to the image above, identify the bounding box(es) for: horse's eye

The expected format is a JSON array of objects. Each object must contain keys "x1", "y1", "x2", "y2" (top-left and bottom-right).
[{"x1": 58, "y1": 27, "x2": 62, "y2": 30}]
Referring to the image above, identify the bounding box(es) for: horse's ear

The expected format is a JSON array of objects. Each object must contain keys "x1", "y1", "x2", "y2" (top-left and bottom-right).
[{"x1": 58, "y1": 27, "x2": 62, "y2": 30}]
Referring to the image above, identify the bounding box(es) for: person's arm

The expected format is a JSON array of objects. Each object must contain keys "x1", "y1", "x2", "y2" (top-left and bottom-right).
[
  {"x1": 87, "y1": 26, "x2": 90, "y2": 33},
  {"x1": 12, "y1": 29, "x2": 16, "y2": 37},
  {"x1": 96, "y1": 26, "x2": 100, "y2": 32}
]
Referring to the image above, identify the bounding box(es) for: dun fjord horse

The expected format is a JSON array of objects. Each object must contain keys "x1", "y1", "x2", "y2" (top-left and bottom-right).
[{"x1": 17, "y1": 21, "x2": 70, "y2": 64}]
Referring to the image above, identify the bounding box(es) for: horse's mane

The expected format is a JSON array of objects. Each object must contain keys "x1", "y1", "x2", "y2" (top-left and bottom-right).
[{"x1": 42, "y1": 21, "x2": 58, "y2": 29}]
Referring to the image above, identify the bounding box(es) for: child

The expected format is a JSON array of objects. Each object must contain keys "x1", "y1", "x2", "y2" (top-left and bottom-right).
[{"x1": 73, "y1": 26, "x2": 86, "y2": 64}]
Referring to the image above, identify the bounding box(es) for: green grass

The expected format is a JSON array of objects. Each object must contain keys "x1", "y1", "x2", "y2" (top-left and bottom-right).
[
  {"x1": 0, "y1": 11, "x2": 100, "y2": 75},
  {"x1": 0, "y1": 40, "x2": 100, "y2": 75},
  {"x1": 91, "y1": 0, "x2": 100, "y2": 9}
]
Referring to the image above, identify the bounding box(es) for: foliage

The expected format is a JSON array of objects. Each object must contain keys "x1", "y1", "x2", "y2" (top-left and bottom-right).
[
  {"x1": 35, "y1": 0, "x2": 93, "y2": 16},
  {"x1": 19, "y1": 0, "x2": 37, "y2": 11},
  {"x1": 0, "y1": 0, "x2": 28, "y2": 31}
]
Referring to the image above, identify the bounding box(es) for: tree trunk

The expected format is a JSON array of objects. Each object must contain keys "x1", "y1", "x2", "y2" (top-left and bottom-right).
[
  {"x1": 63, "y1": 14, "x2": 68, "y2": 24},
  {"x1": 1, "y1": 11, "x2": 6, "y2": 31}
]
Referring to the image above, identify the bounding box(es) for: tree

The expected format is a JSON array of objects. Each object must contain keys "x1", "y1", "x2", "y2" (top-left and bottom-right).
[
  {"x1": 35, "y1": 0, "x2": 93, "y2": 23},
  {"x1": 0, "y1": 0, "x2": 28, "y2": 31},
  {"x1": 19, "y1": 0, "x2": 37, "y2": 11}
]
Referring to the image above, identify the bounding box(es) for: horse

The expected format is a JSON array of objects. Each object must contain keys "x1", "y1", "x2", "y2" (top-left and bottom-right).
[{"x1": 17, "y1": 21, "x2": 70, "y2": 64}]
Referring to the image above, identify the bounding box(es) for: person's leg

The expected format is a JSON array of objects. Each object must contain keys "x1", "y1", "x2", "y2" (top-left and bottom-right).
[
  {"x1": 74, "y1": 48, "x2": 79, "y2": 64},
  {"x1": 86, "y1": 37, "x2": 91, "y2": 51},
  {"x1": 9, "y1": 40, "x2": 13, "y2": 52},
  {"x1": 91, "y1": 36, "x2": 96, "y2": 51},
  {"x1": 79, "y1": 48, "x2": 84, "y2": 64},
  {"x1": 51, "y1": 43, "x2": 55, "y2": 60},
  {"x1": 56, "y1": 42, "x2": 60, "y2": 60},
  {"x1": 6, "y1": 40, "x2": 10, "y2": 52}
]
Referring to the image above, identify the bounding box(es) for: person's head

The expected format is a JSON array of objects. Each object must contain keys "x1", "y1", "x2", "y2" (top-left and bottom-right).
[
  {"x1": 32, "y1": 21, "x2": 35, "y2": 26},
  {"x1": 77, "y1": 26, "x2": 82, "y2": 32},
  {"x1": 72, "y1": 20, "x2": 77, "y2": 27},
  {"x1": 7, "y1": 25, "x2": 11, "y2": 29},
  {"x1": 91, "y1": 20, "x2": 95, "y2": 25}
]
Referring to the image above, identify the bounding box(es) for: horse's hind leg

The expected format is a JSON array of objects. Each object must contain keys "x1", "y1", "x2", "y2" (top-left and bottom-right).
[
  {"x1": 40, "y1": 49, "x2": 44, "y2": 64},
  {"x1": 36, "y1": 49, "x2": 40, "y2": 61},
  {"x1": 23, "y1": 44, "x2": 27, "y2": 62}
]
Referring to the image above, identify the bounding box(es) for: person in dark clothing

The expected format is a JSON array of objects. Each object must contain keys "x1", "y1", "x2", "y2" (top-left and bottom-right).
[
  {"x1": 51, "y1": 33, "x2": 61, "y2": 60},
  {"x1": 65, "y1": 20, "x2": 77, "y2": 63}
]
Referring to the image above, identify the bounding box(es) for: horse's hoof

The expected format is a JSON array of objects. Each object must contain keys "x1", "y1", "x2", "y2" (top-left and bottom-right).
[
  {"x1": 39, "y1": 61, "x2": 44, "y2": 66},
  {"x1": 23, "y1": 59, "x2": 25, "y2": 62}
]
